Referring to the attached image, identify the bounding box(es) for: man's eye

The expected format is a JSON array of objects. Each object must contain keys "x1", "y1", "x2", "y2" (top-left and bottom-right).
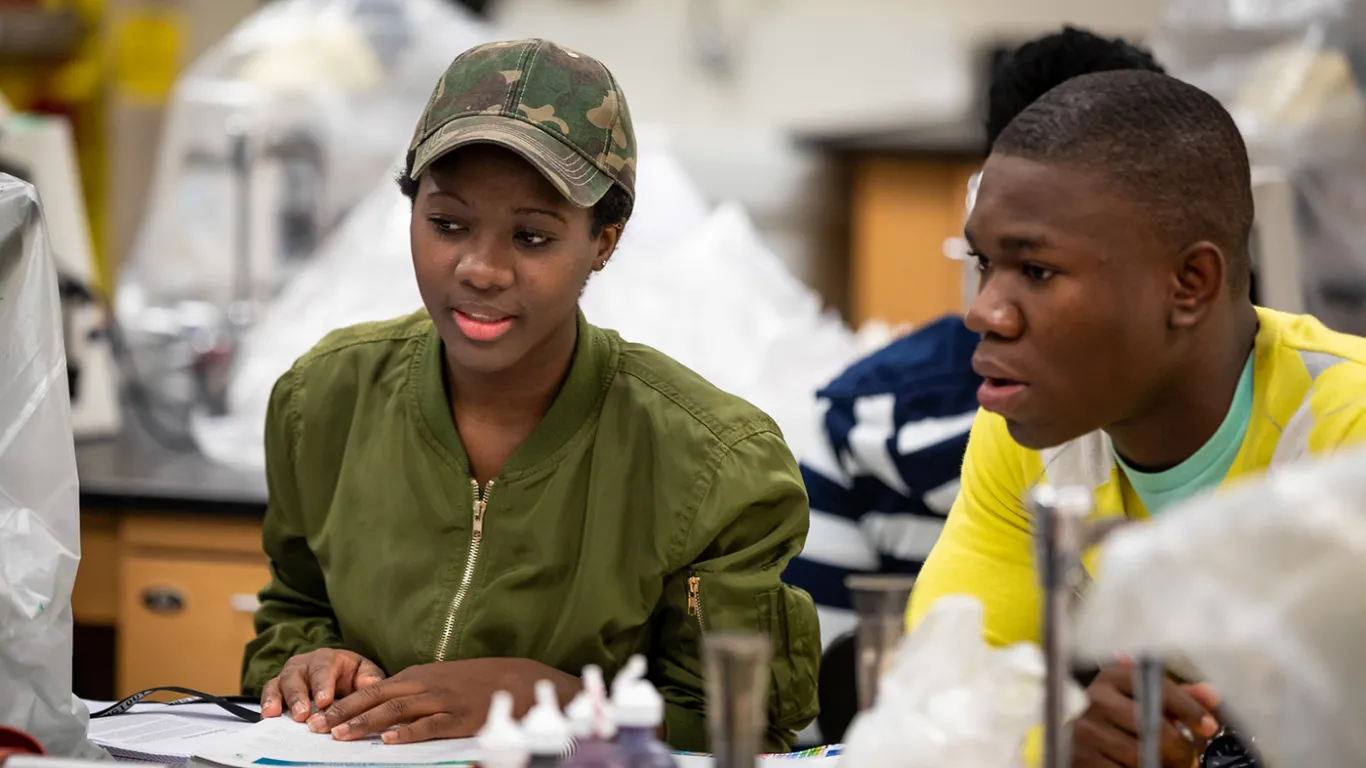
[{"x1": 1024, "y1": 263, "x2": 1056, "y2": 282}]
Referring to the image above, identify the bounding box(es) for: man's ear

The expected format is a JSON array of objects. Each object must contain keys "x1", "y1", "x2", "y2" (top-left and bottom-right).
[{"x1": 1169, "y1": 241, "x2": 1226, "y2": 329}]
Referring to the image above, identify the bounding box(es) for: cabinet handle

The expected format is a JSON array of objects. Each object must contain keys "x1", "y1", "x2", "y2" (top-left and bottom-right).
[
  {"x1": 230, "y1": 593, "x2": 261, "y2": 614},
  {"x1": 141, "y1": 587, "x2": 186, "y2": 615}
]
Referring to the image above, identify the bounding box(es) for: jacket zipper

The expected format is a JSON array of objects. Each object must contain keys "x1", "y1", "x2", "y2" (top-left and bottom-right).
[
  {"x1": 434, "y1": 478, "x2": 494, "y2": 662},
  {"x1": 687, "y1": 574, "x2": 707, "y2": 634}
]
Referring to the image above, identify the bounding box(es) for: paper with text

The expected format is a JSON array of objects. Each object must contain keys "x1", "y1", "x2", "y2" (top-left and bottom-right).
[{"x1": 193, "y1": 717, "x2": 479, "y2": 767}]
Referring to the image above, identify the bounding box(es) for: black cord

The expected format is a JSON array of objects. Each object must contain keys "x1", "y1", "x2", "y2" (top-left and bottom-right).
[{"x1": 90, "y1": 687, "x2": 260, "y2": 723}]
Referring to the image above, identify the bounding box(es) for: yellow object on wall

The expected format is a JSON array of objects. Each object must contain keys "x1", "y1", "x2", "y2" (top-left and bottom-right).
[
  {"x1": 111, "y1": 6, "x2": 184, "y2": 107},
  {"x1": 1, "y1": 0, "x2": 111, "y2": 292}
]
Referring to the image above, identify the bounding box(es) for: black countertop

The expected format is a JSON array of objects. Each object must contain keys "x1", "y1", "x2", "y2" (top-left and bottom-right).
[{"x1": 76, "y1": 418, "x2": 267, "y2": 514}]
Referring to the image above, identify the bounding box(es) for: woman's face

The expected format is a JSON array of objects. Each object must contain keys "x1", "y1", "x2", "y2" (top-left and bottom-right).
[{"x1": 410, "y1": 145, "x2": 620, "y2": 376}]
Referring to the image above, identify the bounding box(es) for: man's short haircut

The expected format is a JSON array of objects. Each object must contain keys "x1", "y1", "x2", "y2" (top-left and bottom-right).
[
  {"x1": 986, "y1": 26, "x2": 1165, "y2": 151},
  {"x1": 993, "y1": 70, "x2": 1254, "y2": 291}
]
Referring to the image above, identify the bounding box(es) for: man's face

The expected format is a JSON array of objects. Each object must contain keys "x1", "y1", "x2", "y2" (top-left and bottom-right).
[{"x1": 964, "y1": 154, "x2": 1180, "y2": 449}]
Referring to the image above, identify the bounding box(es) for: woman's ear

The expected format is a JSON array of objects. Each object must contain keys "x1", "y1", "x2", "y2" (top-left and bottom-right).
[{"x1": 593, "y1": 224, "x2": 622, "y2": 271}]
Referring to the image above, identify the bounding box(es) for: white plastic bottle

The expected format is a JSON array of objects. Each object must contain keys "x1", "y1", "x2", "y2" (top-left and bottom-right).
[
  {"x1": 610, "y1": 656, "x2": 676, "y2": 767},
  {"x1": 562, "y1": 666, "x2": 627, "y2": 768},
  {"x1": 521, "y1": 680, "x2": 572, "y2": 768},
  {"x1": 477, "y1": 691, "x2": 529, "y2": 768}
]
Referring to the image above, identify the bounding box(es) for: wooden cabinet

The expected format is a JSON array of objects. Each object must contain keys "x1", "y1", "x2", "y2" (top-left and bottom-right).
[
  {"x1": 849, "y1": 154, "x2": 980, "y2": 328},
  {"x1": 118, "y1": 554, "x2": 268, "y2": 696},
  {"x1": 74, "y1": 511, "x2": 268, "y2": 698}
]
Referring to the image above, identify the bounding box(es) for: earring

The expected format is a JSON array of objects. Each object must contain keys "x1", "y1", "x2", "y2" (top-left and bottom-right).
[{"x1": 593, "y1": 260, "x2": 607, "y2": 272}]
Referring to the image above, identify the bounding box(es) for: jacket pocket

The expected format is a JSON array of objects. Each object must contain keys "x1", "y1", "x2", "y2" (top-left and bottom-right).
[{"x1": 684, "y1": 570, "x2": 819, "y2": 735}]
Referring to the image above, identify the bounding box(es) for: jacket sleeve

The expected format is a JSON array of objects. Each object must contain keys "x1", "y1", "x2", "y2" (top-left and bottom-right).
[
  {"x1": 240, "y1": 370, "x2": 348, "y2": 695},
  {"x1": 905, "y1": 410, "x2": 1040, "y2": 648},
  {"x1": 653, "y1": 430, "x2": 821, "y2": 754}
]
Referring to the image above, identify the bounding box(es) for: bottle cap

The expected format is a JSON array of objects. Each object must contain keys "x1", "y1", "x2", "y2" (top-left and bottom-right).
[
  {"x1": 565, "y1": 690, "x2": 594, "y2": 739},
  {"x1": 611, "y1": 655, "x2": 664, "y2": 729},
  {"x1": 521, "y1": 680, "x2": 571, "y2": 755},
  {"x1": 477, "y1": 691, "x2": 527, "y2": 768}
]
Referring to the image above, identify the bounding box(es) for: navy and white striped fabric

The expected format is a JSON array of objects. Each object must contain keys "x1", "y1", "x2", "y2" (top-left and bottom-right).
[{"x1": 784, "y1": 315, "x2": 982, "y2": 646}]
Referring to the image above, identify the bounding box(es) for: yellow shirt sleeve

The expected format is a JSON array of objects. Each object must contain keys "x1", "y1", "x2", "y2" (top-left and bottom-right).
[
  {"x1": 1306, "y1": 362, "x2": 1366, "y2": 454},
  {"x1": 905, "y1": 410, "x2": 1044, "y2": 648}
]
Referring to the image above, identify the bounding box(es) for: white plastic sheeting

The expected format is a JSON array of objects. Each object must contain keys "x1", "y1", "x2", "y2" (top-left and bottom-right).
[
  {"x1": 0, "y1": 176, "x2": 104, "y2": 758},
  {"x1": 840, "y1": 596, "x2": 1084, "y2": 767},
  {"x1": 1078, "y1": 444, "x2": 1366, "y2": 767}
]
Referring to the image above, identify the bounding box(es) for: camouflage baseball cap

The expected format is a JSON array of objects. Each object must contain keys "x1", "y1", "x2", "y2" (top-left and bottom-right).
[{"x1": 408, "y1": 38, "x2": 636, "y2": 207}]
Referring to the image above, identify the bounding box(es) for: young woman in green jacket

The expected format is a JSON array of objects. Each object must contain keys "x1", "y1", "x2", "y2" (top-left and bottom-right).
[{"x1": 240, "y1": 38, "x2": 820, "y2": 753}]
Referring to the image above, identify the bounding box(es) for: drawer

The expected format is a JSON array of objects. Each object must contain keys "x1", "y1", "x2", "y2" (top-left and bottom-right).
[{"x1": 117, "y1": 554, "x2": 270, "y2": 697}]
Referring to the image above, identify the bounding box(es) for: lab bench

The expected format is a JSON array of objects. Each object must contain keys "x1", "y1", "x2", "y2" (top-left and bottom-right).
[{"x1": 73, "y1": 423, "x2": 268, "y2": 701}]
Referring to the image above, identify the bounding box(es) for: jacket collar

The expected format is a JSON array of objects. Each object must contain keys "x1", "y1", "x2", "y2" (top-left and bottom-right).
[{"x1": 412, "y1": 310, "x2": 617, "y2": 479}]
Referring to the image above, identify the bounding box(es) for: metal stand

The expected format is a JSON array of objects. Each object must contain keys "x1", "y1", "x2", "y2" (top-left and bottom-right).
[
  {"x1": 703, "y1": 633, "x2": 771, "y2": 768},
  {"x1": 845, "y1": 574, "x2": 918, "y2": 712},
  {"x1": 1030, "y1": 485, "x2": 1163, "y2": 768}
]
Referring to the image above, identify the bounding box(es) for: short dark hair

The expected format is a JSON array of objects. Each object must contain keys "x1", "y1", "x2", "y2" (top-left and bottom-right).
[
  {"x1": 993, "y1": 70, "x2": 1254, "y2": 291},
  {"x1": 396, "y1": 148, "x2": 634, "y2": 236},
  {"x1": 987, "y1": 26, "x2": 1165, "y2": 150}
]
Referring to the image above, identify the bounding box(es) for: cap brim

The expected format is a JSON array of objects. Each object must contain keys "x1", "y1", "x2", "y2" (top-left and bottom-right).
[{"x1": 410, "y1": 115, "x2": 612, "y2": 208}]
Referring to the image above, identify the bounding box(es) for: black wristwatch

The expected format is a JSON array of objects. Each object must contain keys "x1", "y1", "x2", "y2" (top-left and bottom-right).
[{"x1": 1201, "y1": 727, "x2": 1263, "y2": 768}]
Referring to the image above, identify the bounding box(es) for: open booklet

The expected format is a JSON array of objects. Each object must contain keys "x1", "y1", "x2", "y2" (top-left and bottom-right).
[
  {"x1": 192, "y1": 717, "x2": 479, "y2": 767},
  {"x1": 85, "y1": 701, "x2": 841, "y2": 767}
]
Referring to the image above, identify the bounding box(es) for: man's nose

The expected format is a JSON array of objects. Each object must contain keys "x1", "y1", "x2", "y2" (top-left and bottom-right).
[{"x1": 965, "y1": 275, "x2": 1024, "y2": 340}]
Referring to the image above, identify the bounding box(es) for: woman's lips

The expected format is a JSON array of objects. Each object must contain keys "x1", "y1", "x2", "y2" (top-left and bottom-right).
[{"x1": 452, "y1": 309, "x2": 515, "y2": 342}]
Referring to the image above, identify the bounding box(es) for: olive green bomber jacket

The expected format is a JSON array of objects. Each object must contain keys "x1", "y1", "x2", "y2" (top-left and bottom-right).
[{"x1": 240, "y1": 311, "x2": 820, "y2": 752}]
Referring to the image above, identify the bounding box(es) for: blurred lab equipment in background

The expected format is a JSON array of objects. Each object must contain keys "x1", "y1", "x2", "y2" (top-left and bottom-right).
[
  {"x1": 1152, "y1": 0, "x2": 1366, "y2": 335},
  {"x1": 192, "y1": 122, "x2": 892, "y2": 472},
  {"x1": 0, "y1": 93, "x2": 120, "y2": 442},
  {"x1": 113, "y1": 0, "x2": 492, "y2": 447}
]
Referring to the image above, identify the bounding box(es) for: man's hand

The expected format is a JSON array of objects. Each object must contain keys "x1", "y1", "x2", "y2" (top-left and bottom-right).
[
  {"x1": 260, "y1": 649, "x2": 386, "y2": 722},
  {"x1": 1071, "y1": 664, "x2": 1221, "y2": 768},
  {"x1": 317, "y1": 658, "x2": 581, "y2": 744}
]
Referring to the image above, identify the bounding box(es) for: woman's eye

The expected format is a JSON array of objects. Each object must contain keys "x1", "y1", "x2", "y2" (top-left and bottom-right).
[
  {"x1": 968, "y1": 251, "x2": 989, "y2": 272},
  {"x1": 1023, "y1": 263, "x2": 1057, "y2": 282},
  {"x1": 429, "y1": 217, "x2": 464, "y2": 235},
  {"x1": 516, "y1": 231, "x2": 551, "y2": 247}
]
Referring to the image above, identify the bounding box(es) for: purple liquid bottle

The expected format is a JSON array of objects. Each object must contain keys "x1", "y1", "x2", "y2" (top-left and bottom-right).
[
  {"x1": 561, "y1": 666, "x2": 626, "y2": 768},
  {"x1": 611, "y1": 656, "x2": 676, "y2": 768}
]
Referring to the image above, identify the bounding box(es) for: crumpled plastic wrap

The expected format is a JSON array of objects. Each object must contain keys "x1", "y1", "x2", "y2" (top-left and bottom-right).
[
  {"x1": 1076, "y1": 444, "x2": 1366, "y2": 767},
  {"x1": 0, "y1": 176, "x2": 104, "y2": 758},
  {"x1": 115, "y1": 0, "x2": 492, "y2": 435},
  {"x1": 192, "y1": 128, "x2": 889, "y2": 471},
  {"x1": 1151, "y1": 0, "x2": 1366, "y2": 333},
  {"x1": 840, "y1": 596, "x2": 1085, "y2": 767}
]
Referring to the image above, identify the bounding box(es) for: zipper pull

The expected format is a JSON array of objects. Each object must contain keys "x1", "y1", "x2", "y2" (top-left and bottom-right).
[{"x1": 687, "y1": 575, "x2": 700, "y2": 616}]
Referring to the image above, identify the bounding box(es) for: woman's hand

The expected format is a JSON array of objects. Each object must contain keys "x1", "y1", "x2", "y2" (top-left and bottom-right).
[
  {"x1": 316, "y1": 658, "x2": 581, "y2": 744},
  {"x1": 261, "y1": 649, "x2": 386, "y2": 721},
  {"x1": 1071, "y1": 664, "x2": 1221, "y2": 768}
]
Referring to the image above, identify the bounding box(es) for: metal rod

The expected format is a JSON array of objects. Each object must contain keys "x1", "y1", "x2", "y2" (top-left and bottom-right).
[
  {"x1": 1136, "y1": 657, "x2": 1165, "y2": 768},
  {"x1": 1030, "y1": 485, "x2": 1095, "y2": 768}
]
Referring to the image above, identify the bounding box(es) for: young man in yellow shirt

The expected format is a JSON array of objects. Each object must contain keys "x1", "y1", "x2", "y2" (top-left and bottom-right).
[{"x1": 907, "y1": 69, "x2": 1366, "y2": 768}]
